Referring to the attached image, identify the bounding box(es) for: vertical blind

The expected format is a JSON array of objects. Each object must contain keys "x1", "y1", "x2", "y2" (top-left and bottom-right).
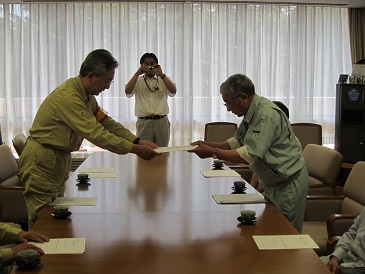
[{"x1": 0, "y1": 3, "x2": 352, "y2": 147}]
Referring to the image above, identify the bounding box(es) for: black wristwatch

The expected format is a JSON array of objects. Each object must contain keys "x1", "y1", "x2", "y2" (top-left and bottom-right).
[
  {"x1": 133, "y1": 137, "x2": 141, "y2": 144},
  {"x1": 212, "y1": 148, "x2": 219, "y2": 159}
]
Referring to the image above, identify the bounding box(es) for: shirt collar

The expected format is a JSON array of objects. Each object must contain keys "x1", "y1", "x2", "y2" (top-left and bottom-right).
[
  {"x1": 77, "y1": 75, "x2": 90, "y2": 102},
  {"x1": 143, "y1": 74, "x2": 158, "y2": 80},
  {"x1": 244, "y1": 94, "x2": 260, "y2": 124}
]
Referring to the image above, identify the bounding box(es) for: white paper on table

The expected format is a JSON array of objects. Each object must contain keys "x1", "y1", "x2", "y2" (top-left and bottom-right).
[
  {"x1": 78, "y1": 167, "x2": 116, "y2": 178},
  {"x1": 49, "y1": 197, "x2": 98, "y2": 206},
  {"x1": 201, "y1": 169, "x2": 241, "y2": 178},
  {"x1": 86, "y1": 172, "x2": 117, "y2": 178},
  {"x1": 212, "y1": 193, "x2": 266, "y2": 204},
  {"x1": 253, "y1": 235, "x2": 319, "y2": 250},
  {"x1": 33, "y1": 238, "x2": 86, "y2": 254},
  {"x1": 79, "y1": 167, "x2": 115, "y2": 173},
  {"x1": 155, "y1": 145, "x2": 197, "y2": 153}
]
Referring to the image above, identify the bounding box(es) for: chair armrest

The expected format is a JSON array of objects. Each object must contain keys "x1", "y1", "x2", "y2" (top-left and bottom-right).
[
  {"x1": 307, "y1": 195, "x2": 345, "y2": 200},
  {"x1": 327, "y1": 236, "x2": 341, "y2": 254},
  {"x1": 327, "y1": 214, "x2": 356, "y2": 239},
  {"x1": 0, "y1": 186, "x2": 27, "y2": 222},
  {"x1": 305, "y1": 195, "x2": 344, "y2": 221},
  {"x1": 309, "y1": 185, "x2": 334, "y2": 189},
  {"x1": 0, "y1": 185, "x2": 24, "y2": 191},
  {"x1": 308, "y1": 185, "x2": 336, "y2": 195}
]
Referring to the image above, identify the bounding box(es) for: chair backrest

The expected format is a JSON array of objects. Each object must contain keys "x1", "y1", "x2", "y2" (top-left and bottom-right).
[
  {"x1": 341, "y1": 161, "x2": 365, "y2": 215},
  {"x1": 0, "y1": 144, "x2": 21, "y2": 187},
  {"x1": 291, "y1": 123, "x2": 322, "y2": 150},
  {"x1": 204, "y1": 122, "x2": 238, "y2": 142},
  {"x1": 302, "y1": 144, "x2": 343, "y2": 186},
  {"x1": 12, "y1": 133, "x2": 27, "y2": 157}
]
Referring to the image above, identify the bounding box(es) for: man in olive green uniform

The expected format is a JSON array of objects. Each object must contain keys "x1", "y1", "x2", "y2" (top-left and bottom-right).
[
  {"x1": 19, "y1": 49, "x2": 160, "y2": 230},
  {"x1": 190, "y1": 74, "x2": 308, "y2": 233}
]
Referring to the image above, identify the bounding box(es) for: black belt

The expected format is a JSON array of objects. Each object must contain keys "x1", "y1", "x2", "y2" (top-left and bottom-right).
[{"x1": 139, "y1": 115, "x2": 166, "y2": 120}]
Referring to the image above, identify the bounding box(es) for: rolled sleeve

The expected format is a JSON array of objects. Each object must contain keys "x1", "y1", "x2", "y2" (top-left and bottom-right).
[
  {"x1": 227, "y1": 137, "x2": 240, "y2": 149},
  {"x1": 236, "y1": 146, "x2": 255, "y2": 164}
]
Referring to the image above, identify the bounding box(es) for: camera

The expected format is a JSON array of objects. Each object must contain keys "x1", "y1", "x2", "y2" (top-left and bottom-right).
[{"x1": 147, "y1": 66, "x2": 154, "y2": 71}]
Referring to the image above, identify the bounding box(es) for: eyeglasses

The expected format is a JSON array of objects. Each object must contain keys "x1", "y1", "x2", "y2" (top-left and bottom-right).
[
  {"x1": 97, "y1": 76, "x2": 114, "y2": 85},
  {"x1": 223, "y1": 93, "x2": 242, "y2": 108}
]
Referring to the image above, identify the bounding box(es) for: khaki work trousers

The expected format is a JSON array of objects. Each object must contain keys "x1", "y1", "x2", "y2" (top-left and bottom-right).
[{"x1": 18, "y1": 138, "x2": 71, "y2": 230}]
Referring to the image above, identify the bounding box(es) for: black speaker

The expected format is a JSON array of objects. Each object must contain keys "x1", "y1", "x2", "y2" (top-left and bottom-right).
[{"x1": 335, "y1": 84, "x2": 365, "y2": 163}]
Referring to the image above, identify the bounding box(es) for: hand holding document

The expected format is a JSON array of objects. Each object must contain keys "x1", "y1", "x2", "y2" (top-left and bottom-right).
[
  {"x1": 155, "y1": 145, "x2": 197, "y2": 153},
  {"x1": 33, "y1": 238, "x2": 86, "y2": 254}
]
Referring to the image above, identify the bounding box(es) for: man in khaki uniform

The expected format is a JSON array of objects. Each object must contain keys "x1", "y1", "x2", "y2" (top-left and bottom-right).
[
  {"x1": 19, "y1": 49, "x2": 160, "y2": 230},
  {"x1": 190, "y1": 74, "x2": 308, "y2": 233}
]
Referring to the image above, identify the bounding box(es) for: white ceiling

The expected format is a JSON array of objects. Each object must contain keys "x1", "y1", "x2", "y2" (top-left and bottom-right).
[{"x1": 1, "y1": 0, "x2": 364, "y2": 8}]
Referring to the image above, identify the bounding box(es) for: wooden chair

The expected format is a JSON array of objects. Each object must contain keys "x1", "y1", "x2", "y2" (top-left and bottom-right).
[
  {"x1": 204, "y1": 122, "x2": 237, "y2": 143},
  {"x1": 0, "y1": 144, "x2": 28, "y2": 228},
  {"x1": 302, "y1": 161, "x2": 365, "y2": 256},
  {"x1": 303, "y1": 144, "x2": 344, "y2": 195},
  {"x1": 291, "y1": 123, "x2": 322, "y2": 150}
]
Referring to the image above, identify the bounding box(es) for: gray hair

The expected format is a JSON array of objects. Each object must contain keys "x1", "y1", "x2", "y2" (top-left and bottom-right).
[
  {"x1": 220, "y1": 74, "x2": 255, "y2": 98},
  {"x1": 79, "y1": 49, "x2": 119, "y2": 77}
]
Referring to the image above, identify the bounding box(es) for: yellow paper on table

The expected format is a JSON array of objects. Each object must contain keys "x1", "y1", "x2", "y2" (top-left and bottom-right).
[{"x1": 49, "y1": 197, "x2": 98, "y2": 206}]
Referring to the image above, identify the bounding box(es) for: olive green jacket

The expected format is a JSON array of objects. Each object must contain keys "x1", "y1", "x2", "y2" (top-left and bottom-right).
[{"x1": 29, "y1": 76, "x2": 137, "y2": 154}]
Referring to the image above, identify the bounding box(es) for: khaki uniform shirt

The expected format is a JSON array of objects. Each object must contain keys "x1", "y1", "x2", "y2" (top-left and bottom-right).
[
  {"x1": 0, "y1": 223, "x2": 21, "y2": 272},
  {"x1": 228, "y1": 94, "x2": 305, "y2": 189},
  {"x1": 30, "y1": 76, "x2": 137, "y2": 154}
]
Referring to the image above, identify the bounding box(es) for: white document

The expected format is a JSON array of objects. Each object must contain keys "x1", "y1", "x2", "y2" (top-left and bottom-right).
[
  {"x1": 49, "y1": 197, "x2": 98, "y2": 206},
  {"x1": 201, "y1": 169, "x2": 241, "y2": 178},
  {"x1": 155, "y1": 145, "x2": 197, "y2": 153},
  {"x1": 33, "y1": 238, "x2": 86, "y2": 254},
  {"x1": 212, "y1": 193, "x2": 266, "y2": 204},
  {"x1": 78, "y1": 167, "x2": 116, "y2": 178},
  {"x1": 253, "y1": 235, "x2": 319, "y2": 250},
  {"x1": 79, "y1": 167, "x2": 115, "y2": 173},
  {"x1": 86, "y1": 172, "x2": 117, "y2": 178}
]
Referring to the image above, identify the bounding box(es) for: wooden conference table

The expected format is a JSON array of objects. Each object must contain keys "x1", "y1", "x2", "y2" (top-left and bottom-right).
[{"x1": 12, "y1": 151, "x2": 330, "y2": 274}]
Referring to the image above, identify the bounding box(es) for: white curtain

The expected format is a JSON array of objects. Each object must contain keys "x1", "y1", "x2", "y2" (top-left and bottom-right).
[{"x1": 0, "y1": 3, "x2": 351, "y2": 148}]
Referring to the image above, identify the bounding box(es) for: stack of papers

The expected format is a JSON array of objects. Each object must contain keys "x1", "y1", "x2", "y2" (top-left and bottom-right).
[
  {"x1": 212, "y1": 193, "x2": 266, "y2": 204},
  {"x1": 78, "y1": 167, "x2": 116, "y2": 178},
  {"x1": 33, "y1": 238, "x2": 86, "y2": 254},
  {"x1": 49, "y1": 197, "x2": 98, "y2": 206}
]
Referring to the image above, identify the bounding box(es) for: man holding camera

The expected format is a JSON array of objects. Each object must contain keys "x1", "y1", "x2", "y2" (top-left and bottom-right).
[{"x1": 125, "y1": 53, "x2": 177, "y2": 147}]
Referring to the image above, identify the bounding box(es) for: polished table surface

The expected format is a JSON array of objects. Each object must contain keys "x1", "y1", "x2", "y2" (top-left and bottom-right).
[{"x1": 12, "y1": 151, "x2": 330, "y2": 274}]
